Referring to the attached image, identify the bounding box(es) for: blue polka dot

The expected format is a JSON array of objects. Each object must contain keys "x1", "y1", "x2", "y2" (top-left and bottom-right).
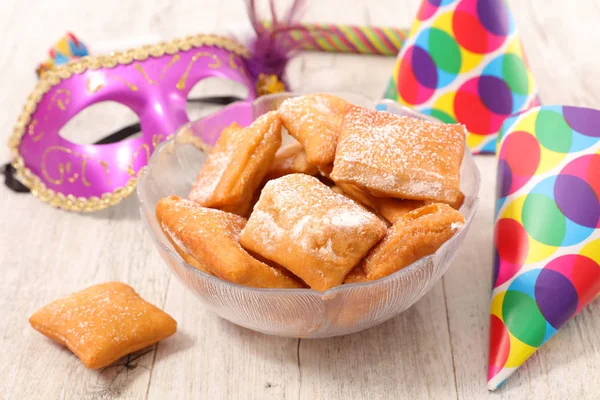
[{"x1": 508, "y1": 269, "x2": 542, "y2": 299}]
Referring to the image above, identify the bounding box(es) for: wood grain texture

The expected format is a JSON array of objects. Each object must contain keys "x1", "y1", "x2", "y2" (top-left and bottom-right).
[{"x1": 0, "y1": 0, "x2": 599, "y2": 399}]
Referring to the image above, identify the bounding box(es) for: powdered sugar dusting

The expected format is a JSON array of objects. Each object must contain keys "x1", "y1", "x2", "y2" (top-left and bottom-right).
[
  {"x1": 330, "y1": 210, "x2": 372, "y2": 228},
  {"x1": 278, "y1": 94, "x2": 349, "y2": 165},
  {"x1": 244, "y1": 174, "x2": 384, "y2": 262},
  {"x1": 314, "y1": 95, "x2": 333, "y2": 114},
  {"x1": 332, "y1": 107, "x2": 466, "y2": 201},
  {"x1": 249, "y1": 209, "x2": 285, "y2": 254},
  {"x1": 30, "y1": 283, "x2": 175, "y2": 365},
  {"x1": 161, "y1": 197, "x2": 244, "y2": 242},
  {"x1": 451, "y1": 221, "x2": 464, "y2": 231},
  {"x1": 188, "y1": 124, "x2": 241, "y2": 203}
]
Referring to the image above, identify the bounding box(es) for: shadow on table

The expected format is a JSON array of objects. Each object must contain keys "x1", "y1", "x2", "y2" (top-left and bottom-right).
[{"x1": 94, "y1": 331, "x2": 193, "y2": 396}]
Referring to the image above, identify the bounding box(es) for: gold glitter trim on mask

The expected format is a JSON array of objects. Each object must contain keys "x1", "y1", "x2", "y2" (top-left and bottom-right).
[{"x1": 8, "y1": 34, "x2": 249, "y2": 212}]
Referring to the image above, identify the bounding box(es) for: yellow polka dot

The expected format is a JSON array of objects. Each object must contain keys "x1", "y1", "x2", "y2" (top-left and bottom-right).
[
  {"x1": 505, "y1": 36, "x2": 523, "y2": 56},
  {"x1": 501, "y1": 196, "x2": 526, "y2": 223},
  {"x1": 409, "y1": 20, "x2": 422, "y2": 37},
  {"x1": 467, "y1": 133, "x2": 486, "y2": 149},
  {"x1": 433, "y1": 91, "x2": 456, "y2": 117},
  {"x1": 525, "y1": 237, "x2": 557, "y2": 264},
  {"x1": 491, "y1": 291, "x2": 506, "y2": 319},
  {"x1": 431, "y1": 11, "x2": 453, "y2": 32},
  {"x1": 505, "y1": 333, "x2": 538, "y2": 368},
  {"x1": 580, "y1": 239, "x2": 600, "y2": 264},
  {"x1": 459, "y1": 48, "x2": 484, "y2": 73},
  {"x1": 538, "y1": 147, "x2": 566, "y2": 174},
  {"x1": 512, "y1": 110, "x2": 537, "y2": 134}
]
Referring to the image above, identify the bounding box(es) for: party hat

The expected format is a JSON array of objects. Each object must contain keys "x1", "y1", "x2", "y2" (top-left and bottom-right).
[
  {"x1": 384, "y1": 0, "x2": 539, "y2": 153},
  {"x1": 489, "y1": 105, "x2": 600, "y2": 390}
]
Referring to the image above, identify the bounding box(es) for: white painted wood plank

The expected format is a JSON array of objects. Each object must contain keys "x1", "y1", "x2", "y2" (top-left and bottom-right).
[{"x1": 1, "y1": 0, "x2": 599, "y2": 399}]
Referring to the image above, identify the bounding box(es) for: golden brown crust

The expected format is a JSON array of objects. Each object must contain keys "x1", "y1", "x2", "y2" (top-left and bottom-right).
[
  {"x1": 239, "y1": 174, "x2": 387, "y2": 291},
  {"x1": 279, "y1": 94, "x2": 350, "y2": 167},
  {"x1": 188, "y1": 111, "x2": 282, "y2": 216},
  {"x1": 343, "y1": 265, "x2": 369, "y2": 284},
  {"x1": 330, "y1": 106, "x2": 466, "y2": 203},
  {"x1": 265, "y1": 142, "x2": 319, "y2": 180},
  {"x1": 375, "y1": 198, "x2": 425, "y2": 224},
  {"x1": 29, "y1": 282, "x2": 177, "y2": 369},
  {"x1": 362, "y1": 203, "x2": 465, "y2": 281},
  {"x1": 156, "y1": 196, "x2": 303, "y2": 288}
]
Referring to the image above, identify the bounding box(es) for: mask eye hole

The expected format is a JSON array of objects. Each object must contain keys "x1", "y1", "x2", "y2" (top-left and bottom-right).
[
  {"x1": 59, "y1": 101, "x2": 141, "y2": 145},
  {"x1": 186, "y1": 77, "x2": 249, "y2": 122}
]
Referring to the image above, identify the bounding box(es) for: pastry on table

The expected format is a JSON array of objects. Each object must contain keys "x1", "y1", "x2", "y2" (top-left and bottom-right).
[
  {"x1": 156, "y1": 196, "x2": 303, "y2": 289},
  {"x1": 278, "y1": 93, "x2": 350, "y2": 167},
  {"x1": 239, "y1": 174, "x2": 387, "y2": 291},
  {"x1": 345, "y1": 203, "x2": 465, "y2": 283},
  {"x1": 188, "y1": 111, "x2": 282, "y2": 216},
  {"x1": 265, "y1": 141, "x2": 319, "y2": 180},
  {"x1": 330, "y1": 105, "x2": 466, "y2": 203},
  {"x1": 29, "y1": 282, "x2": 177, "y2": 369}
]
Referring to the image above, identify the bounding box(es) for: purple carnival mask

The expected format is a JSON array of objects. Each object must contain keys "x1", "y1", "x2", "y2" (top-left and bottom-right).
[{"x1": 9, "y1": 34, "x2": 276, "y2": 211}]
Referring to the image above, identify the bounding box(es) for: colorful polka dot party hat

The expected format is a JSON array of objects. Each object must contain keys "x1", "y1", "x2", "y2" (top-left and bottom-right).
[
  {"x1": 490, "y1": 105, "x2": 600, "y2": 390},
  {"x1": 384, "y1": 0, "x2": 539, "y2": 153}
]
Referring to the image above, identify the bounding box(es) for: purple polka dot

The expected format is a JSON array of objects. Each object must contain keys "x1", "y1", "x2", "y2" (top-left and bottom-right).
[
  {"x1": 428, "y1": 0, "x2": 442, "y2": 6},
  {"x1": 477, "y1": 0, "x2": 510, "y2": 36},
  {"x1": 492, "y1": 250, "x2": 500, "y2": 288},
  {"x1": 412, "y1": 46, "x2": 438, "y2": 89},
  {"x1": 479, "y1": 75, "x2": 513, "y2": 115},
  {"x1": 497, "y1": 158, "x2": 512, "y2": 198},
  {"x1": 555, "y1": 175, "x2": 600, "y2": 228},
  {"x1": 535, "y1": 269, "x2": 578, "y2": 329},
  {"x1": 563, "y1": 106, "x2": 600, "y2": 137}
]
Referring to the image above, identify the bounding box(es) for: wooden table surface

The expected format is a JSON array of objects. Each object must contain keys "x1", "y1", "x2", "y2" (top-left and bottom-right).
[{"x1": 1, "y1": 0, "x2": 599, "y2": 399}]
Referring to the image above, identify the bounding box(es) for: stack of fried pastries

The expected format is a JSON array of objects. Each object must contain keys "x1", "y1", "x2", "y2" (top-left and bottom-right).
[{"x1": 157, "y1": 94, "x2": 467, "y2": 291}]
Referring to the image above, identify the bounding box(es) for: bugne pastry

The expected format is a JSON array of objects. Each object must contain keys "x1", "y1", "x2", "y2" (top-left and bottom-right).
[{"x1": 29, "y1": 282, "x2": 177, "y2": 369}]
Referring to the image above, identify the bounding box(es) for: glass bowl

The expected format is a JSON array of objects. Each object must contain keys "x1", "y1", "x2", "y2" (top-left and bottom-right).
[{"x1": 138, "y1": 92, "x2": 481, "y2": 338}]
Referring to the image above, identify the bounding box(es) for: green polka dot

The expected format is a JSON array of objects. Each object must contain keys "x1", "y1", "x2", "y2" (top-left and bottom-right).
[
  {"x1": 428, "y1": 29, "x2": 461, "y2": 74},
  {"x1": 428, "y1": 109, "x2": 457, "y2": 124},
  {"x1": 502, "y1": 290, "x2": 546, "y2": 347},
  {"x1": 522, "y1": 194, "x2": 566, "y2": 246},
  {"x1": 502, "y1": 54, "x2": 529, "y2": 95},
  {"x1": 384, "y1": 79, "x2": 398, "y2": 100},
  {"x1": 535, "y1": 110, "x2": 573, "y2": 152}
]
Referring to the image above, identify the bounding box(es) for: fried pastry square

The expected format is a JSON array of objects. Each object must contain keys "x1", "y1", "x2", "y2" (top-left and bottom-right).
[
  {"x1": 188, "y1": 111, "x2": 282, "y2": 216},
  {"x1": 265, "y1": 142, "x2": 318, "y2": 180},
  {"x1": 362, "y1": 203, "x2": 465, "y2": 281},
  {"x1": 278, "y1": 93, "x2": 350, "y2": 167},
  {"x1": 29, "y1": 282, "x2": 177, "y2": 369},
  {"x1": 239, "y1": 174, "x2": 387, "y2": 291},
  {"x1": 156, "y1": 196, "x2": 302, "y2": 289},
  {"x1": 330, "y1": 106, "x2": 466, "y2": 203}
]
